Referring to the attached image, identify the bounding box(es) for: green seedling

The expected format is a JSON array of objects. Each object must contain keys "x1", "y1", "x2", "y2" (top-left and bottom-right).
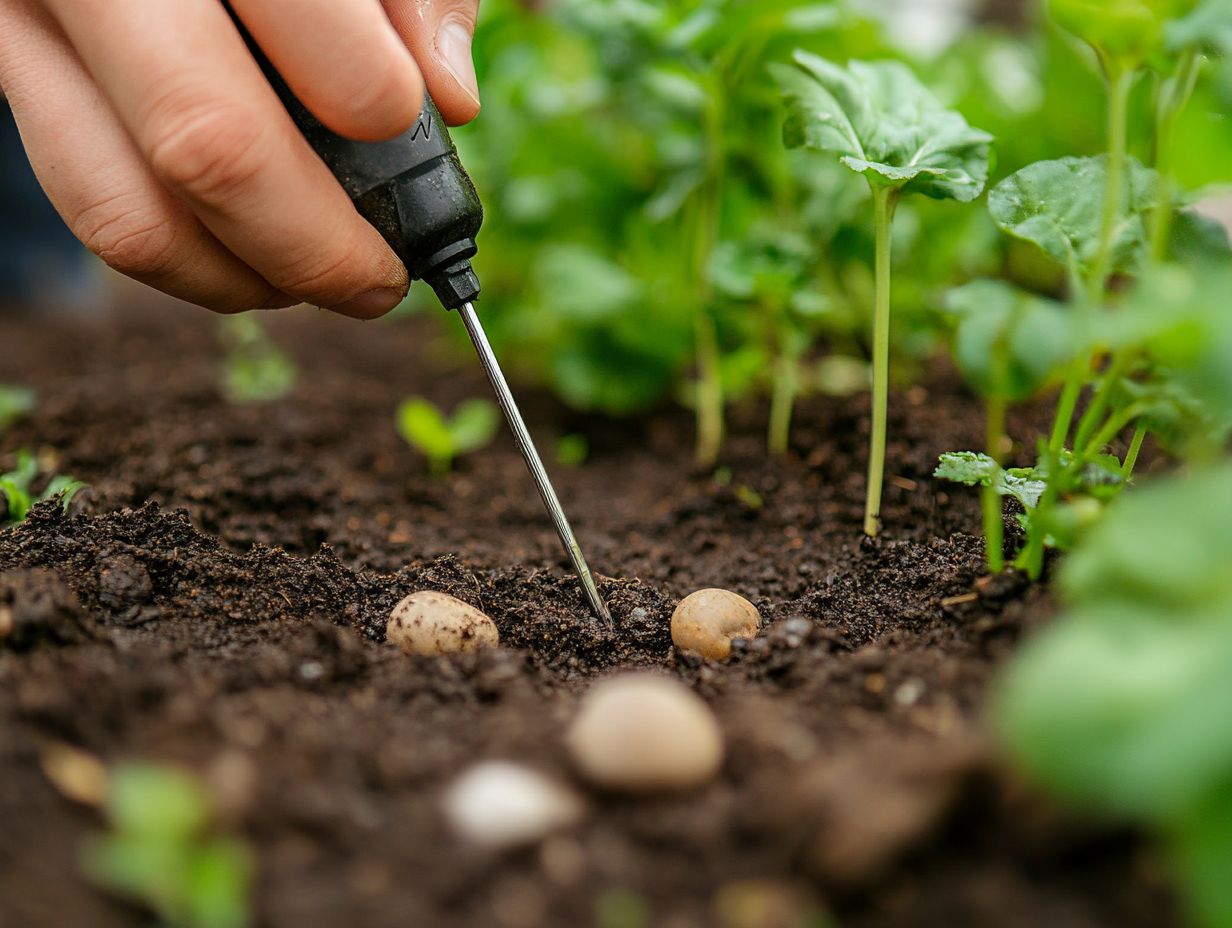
[
  {"x1": 0, "y1": 384, "x2": 35, "y2": 433},
  {"x1": 395, "y1": 397, "x2": 499, "y2": 476},
  {"x1": 995, "y1": 463, "x2": 1232, "y2": 928},
  {"x1": 217, "y1": 316, "x2": 298, "y2": 405},
  {"x1": 83, "y1": 763, "x2": 253, "y2": 928},
  {"x1": 774, "y1": 52, "x2": 992, "y2": 535},
  {"x1": 934, "y1": 279, "x2": 1073, "y2": 569},
  {"x1": 1, "y1": 449, "x2": 84, "y2": 525},
  {"x1": 709, "y1": 229, "x2": 823, "y2": 455},
  {"x1": 555, "y1": 433, "x2": 590, "y2": 468}
]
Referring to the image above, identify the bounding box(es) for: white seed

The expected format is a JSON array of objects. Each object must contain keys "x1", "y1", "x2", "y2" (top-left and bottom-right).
[
  {"x1": 443, "y1": 761, "x2": 584, "y2": 849},
  {"x1": 387, "y1": 591, "x2": 499, "y2": 656},
  {"x1": 670, "y1": 588, "x2": 761, "y2": 661},
  {"x1": 566, "y1": 673, "x2": 723, "y2": 792}
]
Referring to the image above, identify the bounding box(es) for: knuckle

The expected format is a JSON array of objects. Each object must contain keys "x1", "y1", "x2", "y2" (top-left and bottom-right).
[
  {"x1": 73, "y1": 191, "x2": 180, "y2": 277},
  {"x1": 144, "y1": 88, "x2": 268, "y2": 203}
]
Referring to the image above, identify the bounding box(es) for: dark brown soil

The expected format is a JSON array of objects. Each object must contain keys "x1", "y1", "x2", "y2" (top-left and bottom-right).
[{"x1": 0, "y1": 298, "x2": 1174, "y2": 928}]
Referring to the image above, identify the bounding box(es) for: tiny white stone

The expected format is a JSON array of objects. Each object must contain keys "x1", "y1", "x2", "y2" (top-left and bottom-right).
[
  {"x1": 443, "y1": 761, "x2": 584, "y2": 850},
  {"x1": 566, "y1": 673, "x2": 723, "y2": 792}
]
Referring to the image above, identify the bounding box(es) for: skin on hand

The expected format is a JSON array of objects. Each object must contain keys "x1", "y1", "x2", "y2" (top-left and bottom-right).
[{"x1": 0, "y1": 0, "x2": 481, "y2": 317}]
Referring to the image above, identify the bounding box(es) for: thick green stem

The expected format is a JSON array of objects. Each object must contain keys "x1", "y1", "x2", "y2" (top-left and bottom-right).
[
  {"x1": 1087, "y1": 66, "x2": 1135, "y2": 307},
  {"x1": 983, "y1": 395, "x2": 1008, "y2": 573},
  {"x1": 1122, "y1": 424, "x2": 1147, "y2": 477},
  {"x1": 863, "y1": 185, "x2": 897, "y2": 537},
  {"x1": 768, "y1": 340, "x2": 797, "y2": 456},
  {"x1": 691, "y1": 87, "x2": 725, "y2": 468}
]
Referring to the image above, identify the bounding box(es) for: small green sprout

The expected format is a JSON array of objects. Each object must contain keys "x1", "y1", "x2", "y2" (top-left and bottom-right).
[
  {"x1": 1, "y1": 450, "x2": 84, "y2": 525},
  {"x1": 217, "y1": 316, "x2": 298, "y2": 405},
  {"x1": 83, "y1": 763, "x2": 253, "y2": 928},
  {"x1": 774, "y1": 53, "x2": 992, "y2": 535},
  {"x1": 0, "y1": 384, "x2": 36, "y2": 432},
  {"x1": 395, "y1": 397, "x2": 499, "y2": 476},
  {"x1": 555, "y1": 433, "x2": 590, "y2": 468}
]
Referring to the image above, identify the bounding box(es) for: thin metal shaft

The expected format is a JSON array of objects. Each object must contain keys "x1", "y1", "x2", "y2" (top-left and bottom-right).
[{"x1": 456, "y1": 302, "x2": 612, "y2": 625}]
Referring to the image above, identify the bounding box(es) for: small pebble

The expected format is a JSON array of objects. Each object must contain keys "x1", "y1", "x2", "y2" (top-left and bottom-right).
[
  {"x1": 387, "y1": 591, "x2": 498, "y2": 656},
  {"x1": 566, "y1": 673, "x2": 723, "y2": 792},
  {"x1": 442, "y1": 761, "x2": 584, "y2": 849},
  {"x1": 671, "y1": 588, "x2": 761, "y2": 661}
]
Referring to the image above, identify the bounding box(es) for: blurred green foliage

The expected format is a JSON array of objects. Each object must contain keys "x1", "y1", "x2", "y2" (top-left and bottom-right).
[
  {"x1": 83, "y1": 764, "x2": 252, "y2": 928},
  {"x1": 0, "y1": 384, "x2": 35, "y2": 433},
  {"x1": 217, "y1": 316, "x2": 298, "y2": 405},
  {"x1": 996, "y1": 463, "x2": 1232, "y2": 928},
  {"x1": 447, "y1": 0, "x2": 1230, "y2": 463}
]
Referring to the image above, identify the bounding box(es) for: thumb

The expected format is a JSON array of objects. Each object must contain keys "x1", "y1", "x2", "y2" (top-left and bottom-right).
[{"x1": 383, "y1": 0, "x2": 480, "y2": 126}]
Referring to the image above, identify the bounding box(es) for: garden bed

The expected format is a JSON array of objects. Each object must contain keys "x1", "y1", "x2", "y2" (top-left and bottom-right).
[{"x1": 0, "y1": 303, "x2": 1173, "y2": 927}]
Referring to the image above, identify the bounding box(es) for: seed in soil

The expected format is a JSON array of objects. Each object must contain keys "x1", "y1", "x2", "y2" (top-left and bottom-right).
[
  {"x1": 670, "y1": 588, "x2": 762, "y2": 661},
  {"x1": 566, "y1": 673, "x2": 723, "y2": 793},
  {"x1": 442, "y1": 761, "x2": 585, "y2": 850},
  {"x1": 386, "y1": 591, "x2": 499, "y2": 656}
]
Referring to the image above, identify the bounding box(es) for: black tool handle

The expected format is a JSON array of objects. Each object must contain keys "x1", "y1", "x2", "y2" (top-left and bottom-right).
[{"x1": 225, "y1": 3, "x2": 484, "y2": 308}]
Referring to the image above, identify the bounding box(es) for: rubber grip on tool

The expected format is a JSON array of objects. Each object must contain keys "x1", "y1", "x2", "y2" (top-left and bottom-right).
[{"x1": 223, "y1": 1, "x2": 484, "y2": 308}]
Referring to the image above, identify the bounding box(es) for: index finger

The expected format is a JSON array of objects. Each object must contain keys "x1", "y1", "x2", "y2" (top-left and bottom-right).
[{"x1": 45, "y1": 0, "x2": 409, "y2": 315}]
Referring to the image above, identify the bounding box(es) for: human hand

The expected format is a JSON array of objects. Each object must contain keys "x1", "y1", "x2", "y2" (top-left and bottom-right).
[{"x1": 0, "y1": 0, "x2": 480, "y2": 317}]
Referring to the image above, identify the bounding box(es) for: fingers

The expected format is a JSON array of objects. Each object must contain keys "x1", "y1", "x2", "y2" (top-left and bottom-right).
[
  {"x1": 0, "y1": 0, "x2": 285, "y2": 313},
  {"x1": 229, "y1": 0, "x2": 424, "y2": 142},
  {"x1": 384, "y1": 0, "x2": 481, "y2": 126},
  {"x1": 42, "y1": 0, "x2": 409, "y2": 317}
]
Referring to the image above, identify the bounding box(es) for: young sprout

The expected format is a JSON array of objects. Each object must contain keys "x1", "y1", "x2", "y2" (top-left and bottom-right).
[
  {"x1": 0, "y1": 384, "x2": 35, "y2": 433},
  {"x1": 83, "y1": 763, "x2": 253, "y2": 928},
  {"x1": 774, "y1": 53, "x2": 992, "y2": 535},
  {"x1": 1, "y1": 450, "x2": 85, "y2": 525},
  {"x1": 395, "y1": 397, "x2": 499, "y2": 476},
  {"x1": 216, "y1": 316, "x2": 298, "y2": 405}
]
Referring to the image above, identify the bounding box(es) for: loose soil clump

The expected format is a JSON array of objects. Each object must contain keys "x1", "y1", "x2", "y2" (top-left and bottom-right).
[{"x1": 0, "y1": 304, "x2": 1171, "y2": 927}]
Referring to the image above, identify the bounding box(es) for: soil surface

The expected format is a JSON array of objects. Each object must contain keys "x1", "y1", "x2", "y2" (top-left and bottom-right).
[{"x1": 0, "y1": 296, "x2": 1174, "y2": 928}]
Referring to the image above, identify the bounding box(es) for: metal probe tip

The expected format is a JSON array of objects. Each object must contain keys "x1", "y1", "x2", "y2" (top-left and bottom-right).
[{"x1": 455, "y1": 301, "x2": 612, "y2": 626}]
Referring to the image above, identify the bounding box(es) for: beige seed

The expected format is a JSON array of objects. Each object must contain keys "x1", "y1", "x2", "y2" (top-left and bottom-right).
[
  {"x1": 387, "y1": 591, "x2": 499, "y2": 656},
  {"x1": 566, "y1": 673, "x2": 723, "y2": 792},
  {"x1": 671, "y1": 588, "x2": 761, "y2": 661}
]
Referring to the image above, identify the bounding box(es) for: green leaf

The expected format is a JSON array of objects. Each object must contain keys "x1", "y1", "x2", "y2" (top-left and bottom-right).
[
  {"x1": 107, "y1": 764, "x2": 212, "y2": 841},
  {"x1": 183, "y1": 840, "x2": 253, "y2": 928},
  {"x1": 995, "y1": 602, "x2": 1232, "y2": 820},
  {"x1": 447, "y1": 399, "x2": 500, "y2": 456},
  {"x1": 1172, "y1": 784, "x2": 1232, "y2": 928},
  {"x1": 943, "y1": 280, "x2": 1074, "y2": 400},
  {"x1": 988, "y1": 156, "x2": 1159, "y2": 277},
  {"x1": 396, "y1": 398, "x2": 455, "y2": 472},
  {"x1": 1061, "y1": 463, "x2": 1232, "y2": 609},
  {"x1": 773, "y1": 53, "x2": 993, "y2": 202},
  {"x1": 935, "y1": 452, "x2": 1048, "y2": 509},
  {"x1": 1048, "y1": 0, "x2": 1200, "y2": 68},
  {"x1": 1167, "y1": 0, "x2": 1232, "y2": 54},
  {"x1": 1, "y1": 478, "x2": 32, "y2": 524},
  {"x1": 0, "y1": 384, "x2": 35, "y2": 432}
]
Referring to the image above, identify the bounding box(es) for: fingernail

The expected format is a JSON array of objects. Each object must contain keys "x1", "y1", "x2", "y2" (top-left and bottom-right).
[
  {"x1": 331, "y1": 287, "x2": 405, "y2": 318},
  {"x1": 436, "y1": 18, "x2": 480, "y2": 108}
]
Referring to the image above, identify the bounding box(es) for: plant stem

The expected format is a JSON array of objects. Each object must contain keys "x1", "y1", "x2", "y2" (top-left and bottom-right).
[
  {"x1": 1087, "y1": 65, "x2": 1135, "y2": 307},
  {"x1": 1072, "y1": 352, "x2": 1133, "y2": 454},
  {"x1": 694, "y1": 310, "x2": 724, "y2": 467},
  {"x1": 768, "y1": 325, "x2": 798, "y2": 456},
  {"x1": 1150, "y1": 50, "x2": 1201, "y2": 262},
  {"x1": 863, "y1": 185, "x2": 897, "y2": 537},
  {"x1": 983, "y1": 395, "x2": 1007, "y2": 573},
  {"x1": 1122, "y1": 423, "x2": 1147, "y2": 477}
]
